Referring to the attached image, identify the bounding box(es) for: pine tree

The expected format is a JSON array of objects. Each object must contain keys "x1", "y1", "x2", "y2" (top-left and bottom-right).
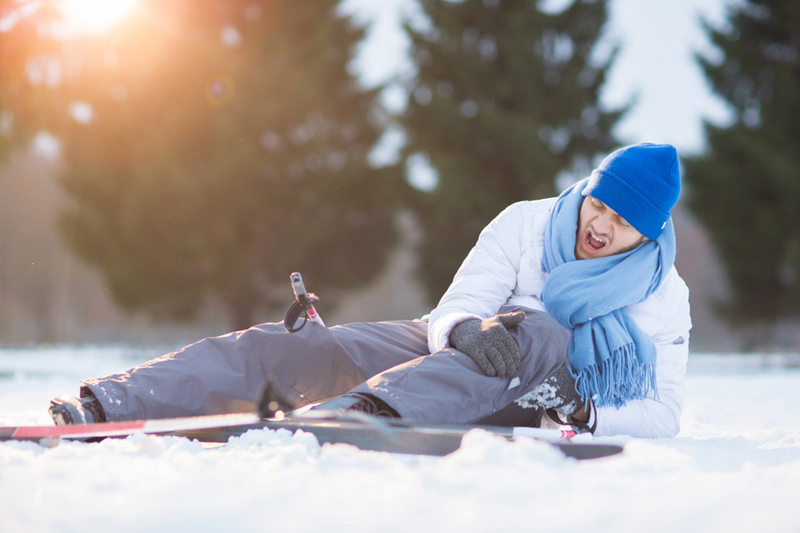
[
  {"x1": 400, "y1": 0, "x2": 622, "y2": 301},
  {"x1": 0, "y1": 1, "x2": 62, "y2": 161},
  {"x1": 686, "y1": 0, "x2": 800, "y2": 322},
  {"x1": 26, "y1": 0, "x2": 402, "y2": 330}
]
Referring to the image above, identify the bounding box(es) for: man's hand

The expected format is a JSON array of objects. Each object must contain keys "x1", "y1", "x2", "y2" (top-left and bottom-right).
[{"x1": 449, "y1": 311, "x2": 526, "y2": 377}]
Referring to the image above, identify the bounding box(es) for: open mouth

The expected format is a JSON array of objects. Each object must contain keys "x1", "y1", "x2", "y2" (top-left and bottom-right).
[{"x1": 582, "y1": 230, "x2": 607, "y2": 254}]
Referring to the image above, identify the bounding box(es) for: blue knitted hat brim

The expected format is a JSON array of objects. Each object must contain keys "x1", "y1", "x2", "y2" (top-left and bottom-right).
[{"x1": 582, "y1": 168, "x2": 669, "y2": 241}]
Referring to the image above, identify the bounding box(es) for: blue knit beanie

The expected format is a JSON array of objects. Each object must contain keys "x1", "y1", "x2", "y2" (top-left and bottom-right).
[{"x1": 582, "y1": 143, "x2": 681, "y2": 240}]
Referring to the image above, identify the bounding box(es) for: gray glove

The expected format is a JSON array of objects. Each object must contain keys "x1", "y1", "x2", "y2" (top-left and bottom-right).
[{"x1": 449, "y1": 311, "x2": 526, "y2": 377}]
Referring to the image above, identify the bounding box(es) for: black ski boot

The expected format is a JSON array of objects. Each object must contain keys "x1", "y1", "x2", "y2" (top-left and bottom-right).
[
  {"x1": 49, "y1": 393, "x2": 106, "y2": 425},
  {"x1": 343, "y1": 392, "x2": 400, "y2": 418}
]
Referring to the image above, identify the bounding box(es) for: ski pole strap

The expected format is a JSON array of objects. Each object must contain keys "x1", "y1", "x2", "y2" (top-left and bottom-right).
[
  {"x1": 283, "y1": 292, "x2": 320, "y2": 333},
  {"x1": 545, "y1": 401, "x2": 597, "y2": 435}
]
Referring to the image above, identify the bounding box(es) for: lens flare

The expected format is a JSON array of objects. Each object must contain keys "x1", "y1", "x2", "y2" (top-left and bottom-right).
[
  {"x1": 204, "y1": 76, "x2": 236, "y2": 108},
  {"x1": 60, "y1": 0, "x2": 137, "y2": 33}
]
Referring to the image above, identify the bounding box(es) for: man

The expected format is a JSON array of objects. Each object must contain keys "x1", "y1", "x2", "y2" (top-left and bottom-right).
[{"x1": 50, "y1": 143, "x2": 691, "y2": 439}]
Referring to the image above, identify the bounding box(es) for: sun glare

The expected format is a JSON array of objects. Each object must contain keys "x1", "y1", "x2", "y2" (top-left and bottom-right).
[{"x1": 60, "y1": 0, "x2": 137, "y2": 33}]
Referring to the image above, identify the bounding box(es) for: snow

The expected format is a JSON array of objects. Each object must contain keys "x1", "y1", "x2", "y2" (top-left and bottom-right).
[{"x1": 1, "y1": 347, "x2": 799, "y2": 532}]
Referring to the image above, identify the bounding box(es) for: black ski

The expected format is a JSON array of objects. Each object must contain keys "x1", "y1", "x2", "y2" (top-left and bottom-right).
[{"x1": 165, "y1": 411, "x2": 623, "y2": 460}]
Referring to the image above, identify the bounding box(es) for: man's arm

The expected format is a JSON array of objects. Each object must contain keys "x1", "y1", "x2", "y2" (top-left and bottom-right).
[{"x1": 427, "y1": 203, "x2": 529, "y2": 353}]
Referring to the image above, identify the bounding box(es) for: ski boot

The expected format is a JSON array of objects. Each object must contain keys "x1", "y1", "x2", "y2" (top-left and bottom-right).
[{"x1": 49, "y1": 393, "x2": 106, "y2": 425}]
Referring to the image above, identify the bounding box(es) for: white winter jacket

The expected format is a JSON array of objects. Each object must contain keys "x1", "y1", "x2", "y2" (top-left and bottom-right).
[{"x1": 428, "y1": 198, "x2": 692, "y2": 438}]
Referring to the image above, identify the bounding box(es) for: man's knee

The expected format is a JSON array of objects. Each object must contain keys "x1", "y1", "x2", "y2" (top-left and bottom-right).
[{"x1": 498, "y1": 307, "x2": 569, "y2": 365}]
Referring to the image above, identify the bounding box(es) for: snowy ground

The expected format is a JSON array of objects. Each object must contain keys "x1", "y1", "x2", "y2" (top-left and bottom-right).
[{"x1": 1, "y1": 347, "x2": 799, "y2": 532}]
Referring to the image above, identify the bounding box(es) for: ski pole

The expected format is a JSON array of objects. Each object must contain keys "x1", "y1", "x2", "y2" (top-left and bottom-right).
[
  {"x1": 283, "y1": 272, "x2": 325, "y2": 332},
  {"x1": 511, "y1": 427, "x2": 578, "y2": 440},
  {"x1": 290, "y1": 272, "x2": 324, "y2": 326}
]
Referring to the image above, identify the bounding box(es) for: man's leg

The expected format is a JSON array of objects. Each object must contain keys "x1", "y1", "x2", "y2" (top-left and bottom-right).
[
  {"x1": 79, "y1": 319, "x2": 429, "y2": 421},
  {"x1": 342, "y1": 307, "x2": 570, "y2": 425}
]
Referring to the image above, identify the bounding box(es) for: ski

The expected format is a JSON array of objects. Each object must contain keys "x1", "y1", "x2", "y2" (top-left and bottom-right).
[
  {"x1": 0, "y1": 413, "x2": 259, "y2": 443},
  {"x1": 0, "y1": 411, "x2": 623, "y2": 460}
]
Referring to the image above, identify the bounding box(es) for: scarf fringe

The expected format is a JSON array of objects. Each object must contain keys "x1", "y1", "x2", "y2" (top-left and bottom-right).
[{"x1": 571, "y1": 344, "x2": 659, "y2": 409}]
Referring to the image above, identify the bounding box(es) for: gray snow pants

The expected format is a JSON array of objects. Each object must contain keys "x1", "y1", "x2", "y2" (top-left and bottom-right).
[{"x1": 82, "y1": 306, "x2": 570, "y2": 426}]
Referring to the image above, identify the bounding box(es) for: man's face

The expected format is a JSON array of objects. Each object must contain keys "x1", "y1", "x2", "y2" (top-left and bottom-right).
[{"x1": 575, "y1": 196, "x2": 648, "y2": 260}]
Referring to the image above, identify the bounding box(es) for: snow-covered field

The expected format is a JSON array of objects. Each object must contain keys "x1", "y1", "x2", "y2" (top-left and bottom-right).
[{"x1": 1, "y1": 347, "x2": 799, "y2": 532}]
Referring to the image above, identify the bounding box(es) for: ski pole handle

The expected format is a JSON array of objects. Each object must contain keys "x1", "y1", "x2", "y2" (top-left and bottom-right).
[{"x1": 290, "y1": 272, "x2": 325, "y2": 326}]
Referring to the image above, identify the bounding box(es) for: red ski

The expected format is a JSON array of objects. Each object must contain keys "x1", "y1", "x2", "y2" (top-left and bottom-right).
[
  {"x1": 0, "y1": 413, "x2": 259, "y2": 442},
  {"x1": 0, "y1": 411, "x2": 622, "y2": 460}
]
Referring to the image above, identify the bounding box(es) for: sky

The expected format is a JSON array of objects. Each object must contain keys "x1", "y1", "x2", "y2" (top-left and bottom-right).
[
  {"x1": 600, "y1": 0, "x2": 735, "y2": 152},
  {"x1": 340, "y1": 0, "x2": 739, "y2": 164},
  {"x1": 29, "y1": 0, "x2": 740, "y2": 181}
]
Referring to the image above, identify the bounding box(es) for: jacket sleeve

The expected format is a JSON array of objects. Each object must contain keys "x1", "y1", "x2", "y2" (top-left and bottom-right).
[
  {"x1": 593, "y1": 271, "x2": 692, "y2": 438},
  {"x1": 426, "y1": 203, "x2": 526, "y2": 353}
]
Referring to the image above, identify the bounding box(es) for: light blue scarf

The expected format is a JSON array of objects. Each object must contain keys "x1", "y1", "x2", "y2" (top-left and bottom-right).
[{"x1": 541, "y1": 179, "x2": 675, "y2": 408}]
